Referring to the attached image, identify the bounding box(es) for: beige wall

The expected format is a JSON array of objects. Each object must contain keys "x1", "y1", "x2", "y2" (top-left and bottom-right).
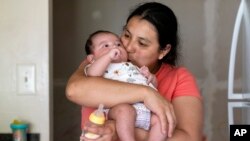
[{"x1": 0, "y1": 0, "x2": 51, "y2": 140}]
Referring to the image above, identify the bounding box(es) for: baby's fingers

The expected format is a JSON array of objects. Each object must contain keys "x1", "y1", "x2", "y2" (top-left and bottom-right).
[{"x1": 146, "y1": 75, "x2": 153, "y2": 84}]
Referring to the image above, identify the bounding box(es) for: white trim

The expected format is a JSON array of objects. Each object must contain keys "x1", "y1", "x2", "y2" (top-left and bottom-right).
[{"x1": 228, "y1": 0, "x2": 246, "y2": 99}]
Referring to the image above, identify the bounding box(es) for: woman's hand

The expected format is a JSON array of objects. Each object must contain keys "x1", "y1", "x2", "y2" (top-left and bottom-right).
[
  {"x1": 143, "y1": 88, "x2": 176, "y2": 138},
  {"x1": 82, "y1": 120, "x2": 118, "y2": 141}
]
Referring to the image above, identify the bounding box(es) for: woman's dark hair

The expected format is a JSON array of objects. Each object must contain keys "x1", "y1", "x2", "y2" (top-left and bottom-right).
[
  {"x1": 127, "y1": 2, "x2": 180, "y2": 66},
  {"x1": 85, "y1": 30, "x2": 115, "y2": 55}
]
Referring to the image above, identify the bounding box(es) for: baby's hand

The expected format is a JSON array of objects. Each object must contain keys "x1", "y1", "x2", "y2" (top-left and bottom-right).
[
  {"x1": 139, "y1": 66, "x2": 151, "y2": 83},
  {"x1": 139, "y1": 66, "x2": 157, "y2": 86}
]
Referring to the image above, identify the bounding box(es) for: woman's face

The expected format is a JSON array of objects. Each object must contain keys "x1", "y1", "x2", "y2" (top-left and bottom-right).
[{"x1": 121, "y1": 16, "x2": 165, "y2": 73}]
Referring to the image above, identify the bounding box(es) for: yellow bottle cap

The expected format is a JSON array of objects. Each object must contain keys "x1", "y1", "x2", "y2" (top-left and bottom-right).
[
  {"x1": 89, "y1": 113, "x2": 105, "y2": 125},
  {"x1": 89, "y1": 104, "x2": 105, "y2": 125}
]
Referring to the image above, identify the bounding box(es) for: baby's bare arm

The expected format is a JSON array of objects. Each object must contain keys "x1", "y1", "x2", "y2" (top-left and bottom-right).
[
  {"x1": 86, "y1": 49, "x2": 121, "y2": 76},
  {"x1": 85, "y1": 54, "x2": 112, "y2": 76}
]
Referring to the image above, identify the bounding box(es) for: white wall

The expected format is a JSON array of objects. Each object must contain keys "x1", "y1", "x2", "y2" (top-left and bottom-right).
[{"x1": 0, "y1": 0, "x2": 51, "y2": 141}]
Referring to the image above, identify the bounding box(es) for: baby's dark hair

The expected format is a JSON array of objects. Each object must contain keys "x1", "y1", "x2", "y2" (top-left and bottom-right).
[{"x1": 85, "y1": 30, "x2": 117, "y2": 55}]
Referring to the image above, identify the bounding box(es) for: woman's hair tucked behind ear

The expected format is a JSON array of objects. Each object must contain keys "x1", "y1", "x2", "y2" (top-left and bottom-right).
[{"x1": 127, "y1": 2, "x2": 180, "y2": 66}]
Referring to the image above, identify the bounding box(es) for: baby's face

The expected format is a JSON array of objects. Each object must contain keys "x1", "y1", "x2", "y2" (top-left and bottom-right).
[{"x1": 91, "y1": 33, "x2": 128, "y2": 61}]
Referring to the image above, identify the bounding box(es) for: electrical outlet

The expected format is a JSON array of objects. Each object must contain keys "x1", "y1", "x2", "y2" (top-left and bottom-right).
[{"x1": 17, "y1": 64, "x2": 35, "y2": 94}]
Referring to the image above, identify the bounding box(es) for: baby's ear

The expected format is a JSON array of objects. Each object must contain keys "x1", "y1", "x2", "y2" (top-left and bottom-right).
[{"x1": 86, "y1": 54, "x2": 95, "y2": 63}]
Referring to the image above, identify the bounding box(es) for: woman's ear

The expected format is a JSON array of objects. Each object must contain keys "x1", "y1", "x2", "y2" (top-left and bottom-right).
[{"x1": 158, "y1": 44, "x2": 171, "y2": 60}]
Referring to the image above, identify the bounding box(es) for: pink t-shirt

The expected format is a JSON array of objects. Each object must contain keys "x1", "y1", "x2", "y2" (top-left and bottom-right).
[
  {"x1": 81, "y1": 64, "x2": 201, "y2": 129},
  {"x1": 156, "y1": 64, "x2": 201, "y2": 101}
]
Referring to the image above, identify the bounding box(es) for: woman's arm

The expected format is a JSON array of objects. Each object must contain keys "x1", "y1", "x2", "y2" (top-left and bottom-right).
[
  {"x1": 132, "y1": 96, "x2": 203, "y2": 141},
  {"x1": 66, "y1": 59, "x2": 150, "y2": 108},
  {"x1": 167, "y1": 96, "x2": 204, "y2": 141},
  {"x1": 82, "y1": 93, "x2": 203, "y2": 141},
  {"x1": 66, "y1": 60, "x2": 176, "y2": 136}
]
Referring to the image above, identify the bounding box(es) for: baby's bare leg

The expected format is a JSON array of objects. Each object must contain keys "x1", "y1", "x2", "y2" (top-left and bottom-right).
[
  {"x1": 148, "y1": 114, "x2": 167, "y2": 141},
  {"x1": 108, "y1": 103, "x2": 136, "y2": 141}
]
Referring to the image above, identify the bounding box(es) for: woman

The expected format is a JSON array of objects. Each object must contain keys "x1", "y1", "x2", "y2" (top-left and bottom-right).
[{"x1": 66, "y1": 2, "x2": 204, "y2": 141}]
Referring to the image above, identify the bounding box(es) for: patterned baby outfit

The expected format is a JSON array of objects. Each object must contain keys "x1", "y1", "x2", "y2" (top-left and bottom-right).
[{"x1": 103, "y1": 62, "x2": 156, "y2": 130}]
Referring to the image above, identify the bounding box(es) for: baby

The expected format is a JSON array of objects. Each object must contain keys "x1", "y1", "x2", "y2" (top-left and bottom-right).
[{"x1": 81, "y1": 30, "x2": 166, "y2": 141}]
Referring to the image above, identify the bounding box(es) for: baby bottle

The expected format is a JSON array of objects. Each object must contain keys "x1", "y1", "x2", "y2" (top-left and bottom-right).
[{"x1": 84, "y1": 104, "x2": 106, "y2": 139}]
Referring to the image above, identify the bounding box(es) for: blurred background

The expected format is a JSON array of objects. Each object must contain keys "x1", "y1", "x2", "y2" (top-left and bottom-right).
[{"x1": 1, "y1": 0, "x2": 247, "y2": 141}]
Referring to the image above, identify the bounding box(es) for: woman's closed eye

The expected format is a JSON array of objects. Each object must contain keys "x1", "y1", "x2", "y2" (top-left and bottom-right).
[
  {"x1": 122, "y1": 29, "x2": 130, "y2": 39},
  {"x1": 124, "y1": 33, "x2": 130, "y2": 38},
  {"x1": 139, "y1": 41, "x2": 147, "y2": 47}
]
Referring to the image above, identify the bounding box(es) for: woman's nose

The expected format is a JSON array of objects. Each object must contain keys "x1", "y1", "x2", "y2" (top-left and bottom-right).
[{"x1": 125, "y1": 40, "x2": 135, "y2": 53}]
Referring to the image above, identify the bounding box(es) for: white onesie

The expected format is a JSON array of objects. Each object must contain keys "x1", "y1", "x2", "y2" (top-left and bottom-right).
[{"x1": 103, "y1": 62, "x2": 156, "y2": 130}]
